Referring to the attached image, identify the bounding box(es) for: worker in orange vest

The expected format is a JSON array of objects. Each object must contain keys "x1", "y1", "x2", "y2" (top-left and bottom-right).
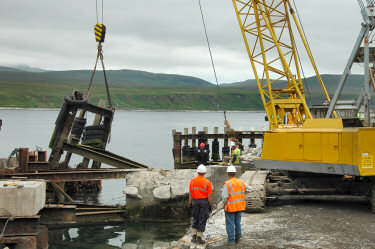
[
  {"x1": 188, "y1": 164, "x2": 213, "y2": 244},
  {"x1": 222, "y1": 165, "x2": 252, "y2": 244}
]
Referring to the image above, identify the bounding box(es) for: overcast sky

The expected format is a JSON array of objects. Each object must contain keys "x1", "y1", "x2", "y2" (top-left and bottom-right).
[{"x1": 0, "y1": 0, "x2": 365, "y2": 83}]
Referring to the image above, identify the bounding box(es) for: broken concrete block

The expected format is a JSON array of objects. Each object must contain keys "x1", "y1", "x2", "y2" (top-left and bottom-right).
[
  {"x1": 170, "y1": 180, "x2": 189, "y2": 198},
  {"x1": 152, "y1": 185, "x2": 171, "y2": 200},
  {"x1": 123, "y1": 186, "x2": 142, "y2": 199},
  {"x1": 0, "y1": 180, "x2": 46, "y2": 217}
]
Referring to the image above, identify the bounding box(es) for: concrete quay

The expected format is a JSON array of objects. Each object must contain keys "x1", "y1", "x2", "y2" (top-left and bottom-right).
[{"x1": 123, "y1": 166, "x2": 241, "y2": 220}]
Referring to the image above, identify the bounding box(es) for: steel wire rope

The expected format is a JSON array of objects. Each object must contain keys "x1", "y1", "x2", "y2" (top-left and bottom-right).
[
  {"x1": 291, "y1": 0, "x2": 322, "y2": 105},
  {"x1": 197, "y1": 0, "x2": 229, "y2": 125}
]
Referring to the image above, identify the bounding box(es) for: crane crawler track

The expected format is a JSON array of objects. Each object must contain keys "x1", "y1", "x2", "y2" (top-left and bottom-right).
[{"x1": 241, "y1": 170, "x2": 269, "y2": 213}]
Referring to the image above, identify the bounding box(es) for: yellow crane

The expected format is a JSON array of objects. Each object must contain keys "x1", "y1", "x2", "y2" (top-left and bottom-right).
[{"x1": 231, "y1": 0, "x2": 375, "y2": 211}]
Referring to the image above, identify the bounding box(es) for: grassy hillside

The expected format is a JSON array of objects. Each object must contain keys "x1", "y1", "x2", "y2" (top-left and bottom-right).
[
  {"x1": 222, "y1": 74, "x2": 364, "y2": 94},
  {"x1": 0, "y1": 80, "x2": 263, "y2": 110},
  {"x1": 0, "y1": 66, "x2": 367, "y2": 110},
  {"x1": 0, "y1": 68, "x2": 213, "y2": 87}
]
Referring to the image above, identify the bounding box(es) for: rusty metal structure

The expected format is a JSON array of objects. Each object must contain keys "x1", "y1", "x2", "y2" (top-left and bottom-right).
[{"x1": 0, "y1": 96, "x2": 149, "y2": 248}]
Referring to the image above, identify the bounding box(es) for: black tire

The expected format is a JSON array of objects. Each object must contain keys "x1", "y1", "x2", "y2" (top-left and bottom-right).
[
  {"x1": 74, "y1": 117, "x2": 87, "y2": 125},
  {"x1": 85, "y1": 129, "x2": 105, "y2": 136},
  {"x1": 85, "y1": 125, "x2": 105, "y2": 131},
  {"x1": 83, "y1": 134, "x2": 106, "y2": 141},
  {"x1": 64, "y1": 94, "x2": 88, "y2": 107},
  {"x1": 71, "y1": 128, "x2": 83, "y2": 134}
]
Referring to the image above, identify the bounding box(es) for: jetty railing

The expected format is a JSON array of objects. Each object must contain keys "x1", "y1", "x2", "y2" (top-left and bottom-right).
[{"x1": 172, "y1": 127, "x2": 264, "y2": 169}]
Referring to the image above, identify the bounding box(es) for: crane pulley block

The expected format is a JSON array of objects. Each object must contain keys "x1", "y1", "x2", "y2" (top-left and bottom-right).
[{"x1": 94, "y1": 23, "x2": 106, "y2": 43}]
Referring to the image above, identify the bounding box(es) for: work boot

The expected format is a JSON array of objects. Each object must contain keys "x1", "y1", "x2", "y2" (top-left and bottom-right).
[
  {"x1": 196, "y1": 236, "x2": 205, "y2": 244},
  {"x1": 191, "y1": 235, "x2": 197, "y2": 243}
]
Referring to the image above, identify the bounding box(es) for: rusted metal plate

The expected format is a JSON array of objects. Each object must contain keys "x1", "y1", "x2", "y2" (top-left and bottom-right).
[
  {"x1": 0, "y1": 216, "x2": 39, "y2": 237},
  {"x1": 39, "y1": 204, "x2": 76, "y2": 226},
  {"x1": 0, "y1": 235, "x2": 38, "y2": 249},
  {"x1": 62, "y1": 143, "x2": 148, "y2": 169},
  {"x1": 2, "y1": 169, "x2": 138, "y2": 182}
]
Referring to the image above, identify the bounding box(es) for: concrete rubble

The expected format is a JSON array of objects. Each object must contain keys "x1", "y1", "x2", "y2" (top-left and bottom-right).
[
  {"x1": 124, "y1": 169, "x2": 198, "y2": 219},
  {"x1": 241, "y1": 147, "x2": 262, "y2": 162},
  {"x1": 124, "y1": 168, "x2": 198, "y2": 202},
  {"x1": 0, "y1": 180, "x2": 46, "y2": 217}
]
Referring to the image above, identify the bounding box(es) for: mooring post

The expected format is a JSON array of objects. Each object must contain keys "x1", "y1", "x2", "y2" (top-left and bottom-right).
[
  {"x1": 250, "y1": 131, "x2": 256, "y2": 148},
  {"x1": 190, "y1": 127, "x2": 197, "y2": 162},
  {"x1": 212, "y1": 127, "x2": 220, "y2": 161},
  {"x1": 203, "y1": 127, "x2": 209, "y2": 153},
  {"x1": 238, "y1": 131, "x2": 244, "y2": 151},
  {"x1": 222, "y1": 127, "x2": 230, "y2": 158},
  {"x1": 182, "y1": 128, "x2": 191, "y2": 163},
  {"x1": 173, "y1": 131, "x2": 182, "y2": 169}
]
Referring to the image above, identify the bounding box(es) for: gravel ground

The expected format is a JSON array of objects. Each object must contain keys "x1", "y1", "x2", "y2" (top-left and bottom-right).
[{"x1": 204, "y1": 201, "x2": 375, "y2": 249}]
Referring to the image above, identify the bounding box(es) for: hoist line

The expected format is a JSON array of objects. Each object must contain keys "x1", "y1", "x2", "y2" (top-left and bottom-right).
[
  {"x1": 291, "y1": 0, "x2": 321, "y2": 103},
  {"x1": 96, "y1": 0, "x2": 104, "y2": 24},
  {"x1": 197, "y1": 0, "x2": 229, "y2": 126}
]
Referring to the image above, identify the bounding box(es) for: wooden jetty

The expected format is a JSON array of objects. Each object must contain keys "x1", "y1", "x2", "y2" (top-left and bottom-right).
[{"x1": 172, "y1": 127, "x2": 264, "y2": 169}]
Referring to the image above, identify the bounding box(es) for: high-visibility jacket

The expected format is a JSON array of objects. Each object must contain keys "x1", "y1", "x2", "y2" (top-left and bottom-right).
[
  {"x1": 224, "y1": 178, "x2": 246, "y2": 212},
  {"x1": 231, "y1": 148, "x2": 241, "y2": 165},
  {"x1": 189, "y1": 176, "x2": 213, "y2": 199}
]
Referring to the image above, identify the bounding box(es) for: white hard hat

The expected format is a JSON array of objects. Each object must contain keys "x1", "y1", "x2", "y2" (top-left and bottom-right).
[
  {"x1": 227, "y1": 165, "x2": 236, "y2": 173},
  {"x1": 197, "y1": 164, "x2": 207, "y2": 173}
]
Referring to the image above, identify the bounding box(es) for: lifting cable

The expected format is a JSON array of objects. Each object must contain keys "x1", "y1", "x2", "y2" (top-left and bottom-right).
[
  {"x1": 290, "y1": 0, "x2": 313, "y2": 108},
  {"x1": 197, "y1": 0, "x2": 230, "y2": 128},
  {"x1": 86, "y1": 0, "x2": 112, "y2": 109}
]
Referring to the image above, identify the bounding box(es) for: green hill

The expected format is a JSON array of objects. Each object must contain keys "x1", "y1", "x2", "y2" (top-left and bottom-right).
[
  {"x1": 0, "y1": 66, "x2": 367, "y2": 110},
  {"x1": 0, "y1": 68, "x2": 213, "y2": 87},
  {"x1": 221, "y1": 74, "x2": 364, "y2": 94}
]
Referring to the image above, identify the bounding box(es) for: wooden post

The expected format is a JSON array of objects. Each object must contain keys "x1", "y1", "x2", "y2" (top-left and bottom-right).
[
  {"x1": 222, "y1": 127, "x2": 230, "y2": 158},
  {"x1": 173, "y1": 131, "x2": 182, "y2": 169},
  {"x1": 49, "y1": 105, "x2": 77, "y2": 168},
  {"x1": 51, "y1": 181, "x2": 74, "y2": 203},
  {"x1": 212, "y1": 127, "x2": 220, "y2": 161},
  {"x1": 192, "y1": 127, "x2": 196, "y2": 148},
  {"x1": 182, "y1": 128, "x2": 190, "y2": 163},
  {"x1": 250, "y1": 131, "x2": 256, "y2": 148}
]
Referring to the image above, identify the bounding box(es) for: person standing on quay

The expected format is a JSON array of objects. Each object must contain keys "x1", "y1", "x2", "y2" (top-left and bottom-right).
[
  {"x1": 188, "y1": 164, "x2": 213, "y2": 244},
  {"x1": 222, "y1": 165, "x2": 252, "y2": 244}
]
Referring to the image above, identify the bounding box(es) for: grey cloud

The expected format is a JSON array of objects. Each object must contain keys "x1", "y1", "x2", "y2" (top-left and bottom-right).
[{"x1": 0, "y1": 0, "x2": 367, "y2": 83}]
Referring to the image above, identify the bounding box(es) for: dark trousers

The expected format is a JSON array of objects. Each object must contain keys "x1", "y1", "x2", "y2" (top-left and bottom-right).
[{"x1": 192, "y1": 198, "x2": 209, "y2": 233}]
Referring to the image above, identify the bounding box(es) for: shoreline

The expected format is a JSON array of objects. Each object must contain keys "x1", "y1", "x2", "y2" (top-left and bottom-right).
[{"x1": 0, "y1": 107, "x2": 265, "y2": 113}]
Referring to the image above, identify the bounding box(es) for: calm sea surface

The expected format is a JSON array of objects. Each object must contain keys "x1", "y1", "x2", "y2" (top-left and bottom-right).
[{"x1": 0, "y1": 109, "x2": 266, "y2": 248}]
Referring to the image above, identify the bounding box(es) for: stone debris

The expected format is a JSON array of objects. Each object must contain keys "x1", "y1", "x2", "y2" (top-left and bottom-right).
[
  {"x1": 125, "y1": 169, "x2": 199, "y2": 201},
  {"x1": 241, "y1": 147, "x2": 262, "y2": 162},
  {"x1": 122, "y1": 186, "x2": 142, "y2": 199},
  {"x1": 153, "y1": 185, "x2": 171, "y2": 200}
]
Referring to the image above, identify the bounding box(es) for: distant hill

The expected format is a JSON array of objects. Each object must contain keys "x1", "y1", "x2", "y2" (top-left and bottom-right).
[
  {"x1": 0, "y1": 65, "x2": 369, "y2": 110},
  {"x1": 221, "y1": 74, "x2": 364, "y2": 95},
  {"x1": 0, "y1": 66, "x2": 214, "y2": 88},
  {"x1": 0, "y1": 66, "x2": 24, "y2": 72}
]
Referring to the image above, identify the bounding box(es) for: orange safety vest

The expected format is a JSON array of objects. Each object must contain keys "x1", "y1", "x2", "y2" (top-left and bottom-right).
[
  {"x1": 190, "y1": 176, "x2": 211, "y2": 199},
  {"x1": 224, "y1": 178, "x2": 246, "y2": 212}
]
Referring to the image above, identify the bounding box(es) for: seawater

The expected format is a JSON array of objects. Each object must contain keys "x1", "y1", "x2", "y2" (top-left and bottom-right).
[{"x1": 0, "y1": 109, "x2": 267, "y2": 248}]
